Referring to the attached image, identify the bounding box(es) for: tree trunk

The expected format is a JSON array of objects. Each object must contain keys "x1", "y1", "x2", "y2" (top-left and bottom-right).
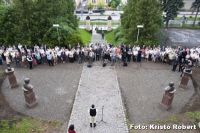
[
  {"x1": 193, "y1": 6, "x2": 200, "y2": 27},
  {"x1": 166, "y1": 20, "x2": 169, "y2": 29}
]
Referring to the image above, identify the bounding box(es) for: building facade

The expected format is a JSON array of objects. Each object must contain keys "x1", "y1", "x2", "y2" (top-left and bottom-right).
[
  {"x1": 85, "y1": 0, "x2": 194, "y2": 10},
  {"x1": 75, "y1": 0, "x2": 82, "y2": 8},
  {"x1": 183, "y1": 0, "x2": 195, "y2": 10},
  {"x1": 87, "y1": 0, "x2": 110, "y2": 7}
]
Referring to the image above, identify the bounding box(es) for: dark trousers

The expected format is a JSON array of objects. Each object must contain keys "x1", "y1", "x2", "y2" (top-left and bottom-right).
[
  {"x1": 48, "y1": 59, "x2": 53, "y2": 66},
  {"x1": 96, "y1": 54, "x2": 100, "y2": 61},
  {"x1": 127, "y1": 54, "x2": 131, "y2": 62},
  {"x1": 132, "y1": 55, "x2": 136, "y2": 62},
  {"x1": 172, "y1": 64, "x2": 177, "y2": 71},
  {"x1": 69, "y1": 57, "x2": 74, "y2": 63},
  {"x1": 28, "y1": 61, "x2": 32, "y2": 69}
]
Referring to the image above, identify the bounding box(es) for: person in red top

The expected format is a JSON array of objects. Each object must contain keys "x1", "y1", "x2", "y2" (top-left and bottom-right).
[{"x1": 68, "y1": 124, "x2": 76, "y2": 133}]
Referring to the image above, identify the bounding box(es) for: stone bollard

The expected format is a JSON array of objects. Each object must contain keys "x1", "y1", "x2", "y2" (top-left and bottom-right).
[
  {"x1": 5, "y1": 67, "x2": 18, "y2": 88},
  {"x1": 160, "y1": 82, "x2": 176, "y2": 110},
  {"x1": 179, "y1": 68, "x2": 192, "y2": 89},
  {"x1": 23, "y1": 78, "x2": 37, "y2": 108}
]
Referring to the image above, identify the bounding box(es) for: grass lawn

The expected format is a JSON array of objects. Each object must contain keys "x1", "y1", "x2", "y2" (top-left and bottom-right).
[
  {"x1": 78, "y1": 29, "x2": 92, "y2": 45},
  {"x1": 0, "y1": 117, "x2": 61, "y2": 133},
  {"x1": 175, "y1": 17, "x2": 200, "y2": 21},
  {"x1": 105, "y1": 30, "x2": 116, "y2": 45}
]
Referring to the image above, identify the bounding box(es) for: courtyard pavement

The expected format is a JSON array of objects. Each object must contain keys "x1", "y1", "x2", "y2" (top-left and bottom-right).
[
  {"x1": 116, "y1": 62, "x2": 194, "y2": 124},
  {"x1": 1, "y1": 64, "x2": 82, "y2": 122},
  {"x1": 62, "y1": 64, "x2": 128, "y2": 133},
  {"x1": 1, "y1": 61, "x2": 196, "y2": 133}
]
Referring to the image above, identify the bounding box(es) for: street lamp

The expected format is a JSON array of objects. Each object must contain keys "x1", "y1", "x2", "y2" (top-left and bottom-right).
[
  {"x1": 53, "y1": 24, "x2": 60, "y2": 45},
  {"x1": 136, "y1": 25, "x2": 144, "y2": 43}
]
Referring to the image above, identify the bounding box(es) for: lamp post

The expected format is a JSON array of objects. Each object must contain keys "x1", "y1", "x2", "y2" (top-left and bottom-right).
[
  {"x1": 136, "y1": 25, "x2": 144, "y2": 43},
  {"x1": 53, "y1": 24, "x2": 60, "y2": 45}
]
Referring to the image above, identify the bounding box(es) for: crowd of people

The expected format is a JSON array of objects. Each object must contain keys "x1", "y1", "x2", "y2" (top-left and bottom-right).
[
  {"x1": 0, "y1": 44, "x2": 199, "y2": 133},
  {"x1": 0, "y1": 44, "x2": 199, "y2": 71}
]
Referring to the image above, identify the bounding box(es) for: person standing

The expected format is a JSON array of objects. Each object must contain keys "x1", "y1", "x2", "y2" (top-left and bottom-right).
[
  {"x1": 172, "y1": 58, "x2": 178, "y2": 72},
  {"x1": 121, "y1": 45, "x2": 127, "y2": 66},
  {"x1": 27, "y1": 54, "x2": 33, "y2": 69},
  {"x1": 110, "y1": 46, "x2": 116, "y2": 66},
  {"x1": 0, "y1": 54, "x2": 3, "y2": 65},
  {"x1": 68, "y1": 124, "x2": 76, "y2": 133},
  {"x1": 89, "y1": 104, "x2": 97, "y2": 127},
  {"x1": 88, "y1": 50, "x2": 94, "y2": 67},
  {"x1": 137, "y1": 49, "x2": 142, "y2": 63},
  {"x1": 4, "y1": 51, "x2": 11, "y2": 67},
  {"x1": 127, "y1": 45, "x2": 132, "y2": 62},
  {"x1": 47, "y1": 52, "x2": 53, "y2": 66}
]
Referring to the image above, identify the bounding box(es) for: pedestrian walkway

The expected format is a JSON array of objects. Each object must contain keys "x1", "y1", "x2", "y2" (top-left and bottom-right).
[
  {"x1": 62, "y1": 65, "x2": 128, "y2": 133},
  {"x1": 91, "y1": 27, "x2": 106, "y2": 44}
]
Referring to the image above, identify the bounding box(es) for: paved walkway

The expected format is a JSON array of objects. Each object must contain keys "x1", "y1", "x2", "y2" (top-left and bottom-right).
[
  {"x1": 91, "y1": 27, "x2": 106, "y2": 44},
  {"x1": 62, "y1": 64, "x2": 128, "y2": 133}
]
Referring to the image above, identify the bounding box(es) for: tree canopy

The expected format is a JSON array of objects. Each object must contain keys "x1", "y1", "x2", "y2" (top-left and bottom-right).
[
  {"x1": 160, "y1": 0, "x2": 184, "y2": 28},
  {"x1": 191, "y1": 0, "x2": 200, "y2": 26},
  {"x1": 108, "y1": 0, "x2": 120, "y2": 9},
  {"x1": 121, "y1": 0, "x2": 162, "y2": 45},
  {"x1": 0, "y1": 0, "x2": 80, "y2": 47}
]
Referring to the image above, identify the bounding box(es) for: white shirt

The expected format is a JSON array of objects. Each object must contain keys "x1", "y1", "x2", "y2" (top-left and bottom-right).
[{"x1": 47, "y1": 54, "x2": 52, "y2": 60}]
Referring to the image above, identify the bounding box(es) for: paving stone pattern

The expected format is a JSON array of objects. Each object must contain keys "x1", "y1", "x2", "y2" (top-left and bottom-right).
[{"x1": 64, "y1": 65, "x2": 129, "y2": 133}]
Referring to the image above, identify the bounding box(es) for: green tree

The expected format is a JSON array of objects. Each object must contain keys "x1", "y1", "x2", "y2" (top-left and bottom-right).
[
  {"x1": 97, "y1": 2, "x2": 104, "y2": 9},
  {"x1": 191, "y1": 0, "x2": 200, "y2": 26},
  {"x1": 108, "y1": 0, "x2": 120, "y2": 9},
  {"x1": 0, "y1": 0, "x2": 79, "y2": 46},
  {"x1": 88, "y1": 3, "x2": 93, "y2": 10},
  {"x1": 121, "y1": 0, "x2": 162, "y2": 44},
  {"x1": 160, "y1": 0, "x2": 184, "y2": 28}
]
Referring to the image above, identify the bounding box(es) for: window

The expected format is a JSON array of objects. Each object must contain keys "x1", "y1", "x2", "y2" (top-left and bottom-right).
[
  {"x1": 105, "y1": 0, "x2": 109, "y2": 3},
  {"x1": 92, "y1": 0, "x2": 96, "y2": 3}
]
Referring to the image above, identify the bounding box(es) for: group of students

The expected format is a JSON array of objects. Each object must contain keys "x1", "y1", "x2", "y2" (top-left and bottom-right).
[{"x1": 0, "y1": 44, "x2": 199, "y2": 69}]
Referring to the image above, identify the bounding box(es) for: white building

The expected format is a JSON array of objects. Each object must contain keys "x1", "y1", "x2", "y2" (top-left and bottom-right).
[{"x1": 75, "y1": 0, "x2": 82, "y2": 8}]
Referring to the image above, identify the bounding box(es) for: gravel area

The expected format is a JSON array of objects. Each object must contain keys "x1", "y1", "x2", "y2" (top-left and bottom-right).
[
  {"x1": 116, "y1": 62, "x2": 194, "y2": 124},
  {"x1": 1, "y1": 63, "x2": 82, "y2": 122}
]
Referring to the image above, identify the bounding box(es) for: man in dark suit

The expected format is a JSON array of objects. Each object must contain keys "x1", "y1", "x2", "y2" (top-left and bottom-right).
[{"x1": 89, "y1": 104, "x2": 97, "y2": 127}]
